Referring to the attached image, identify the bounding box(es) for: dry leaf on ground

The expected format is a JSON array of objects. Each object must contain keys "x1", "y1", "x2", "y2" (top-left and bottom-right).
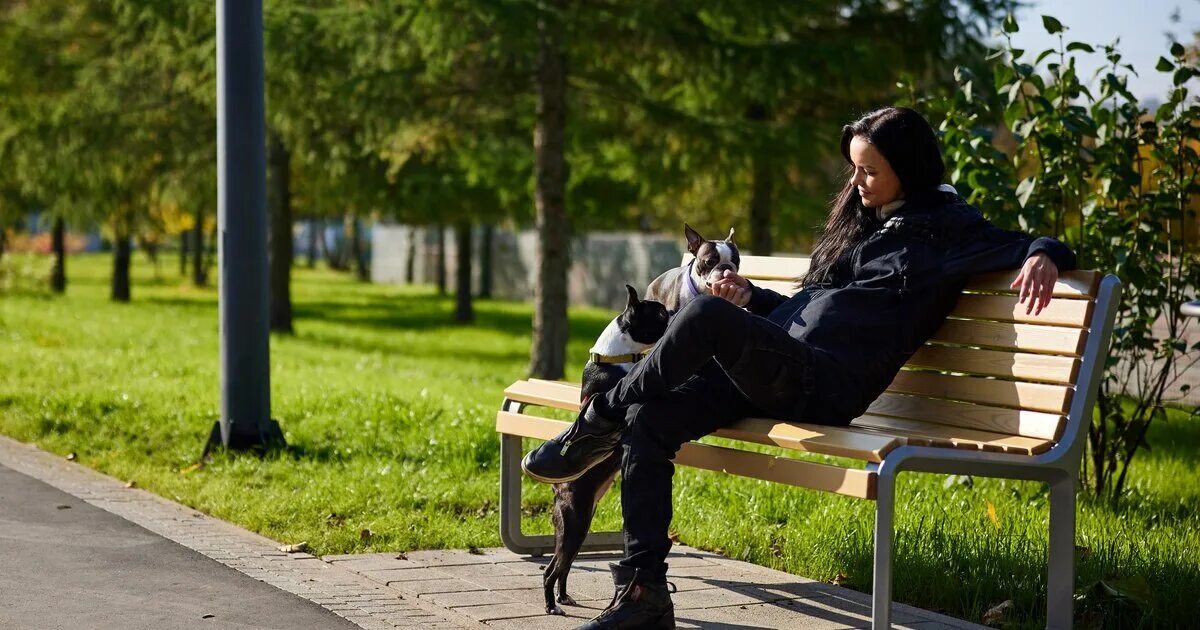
[{"x1": 982, "y1": 599, "x2": 1013, "y2": 626}]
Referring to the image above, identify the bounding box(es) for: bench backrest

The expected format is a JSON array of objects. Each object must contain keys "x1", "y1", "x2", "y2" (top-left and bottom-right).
[{"x1": 698, "y1": 254, "x2": 1119, "y2": 460}]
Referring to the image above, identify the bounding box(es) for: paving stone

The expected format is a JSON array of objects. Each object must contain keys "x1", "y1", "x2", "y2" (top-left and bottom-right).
[
  {"x1": 729, "y1": 579, "x2": 843, "y2": 602},
  {"x1": 328, "y1": 553, "x2": 427, "y2": 572},
  {"x1": 485, "y1": 559, "x2": 551, "y2": 577},
  {"x1": 436, "y1": 562, "x2": 528, "y2": 579},
  {"x1": 677, "y1": 598, "x2": 854, "y2": 629},
  {"x1": 454, "y1": 601, "x2": 563, "y2": 622},
  {"x1": 671, "y1": 585, "x2": 772, "y2": 610},
  {"x1": 484, "y1": 611, "x2": 593, "y2": 630},
  {"x1": 389, "y1": 578, "x2": 487, "y2": 596},
  {"x1": 367, "y1": 567, "x2": 455, "y2": 584},
  {"x1": 402, "y1": 549, "x2": 516, "y2": 567},
  {"x1": 457, "y1": 573, "x2": 547, "y2": 592},
  {"x1": 418, "y1": 589, "x2": 521, "y2": 608},
  {"x1": 477, "y1": 586, "x2": 607, "y2": 609}
]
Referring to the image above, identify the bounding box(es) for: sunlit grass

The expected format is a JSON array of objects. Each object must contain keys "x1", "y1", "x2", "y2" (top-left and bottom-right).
[{"x1": 1, "y1": 252, "x2": 1196, "y2": 627}]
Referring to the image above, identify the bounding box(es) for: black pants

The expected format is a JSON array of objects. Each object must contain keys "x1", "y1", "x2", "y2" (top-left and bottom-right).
[{"x1": 590, "y1": 295, "x2": 819, "y2": 578}]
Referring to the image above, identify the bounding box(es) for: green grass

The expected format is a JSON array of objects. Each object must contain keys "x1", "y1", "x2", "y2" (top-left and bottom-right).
[{"x1": 1, "y1": 252, "x2": 1197, "y2": 628}]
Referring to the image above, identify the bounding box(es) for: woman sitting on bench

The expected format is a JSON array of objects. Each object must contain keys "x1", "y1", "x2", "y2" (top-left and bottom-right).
[{"x1": 521, "y1": 106, "x2": 1076, "y2": 630}]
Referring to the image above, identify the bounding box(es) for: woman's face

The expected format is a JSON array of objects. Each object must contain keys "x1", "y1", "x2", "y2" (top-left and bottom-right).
[{"x1": 848, "y1": 135, "x2": 903, "y2": 208}]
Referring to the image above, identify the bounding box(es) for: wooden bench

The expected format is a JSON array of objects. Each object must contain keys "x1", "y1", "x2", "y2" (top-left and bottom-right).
[{"x1": 496, "y1": 254, "x2": 1120, "y2": 629}]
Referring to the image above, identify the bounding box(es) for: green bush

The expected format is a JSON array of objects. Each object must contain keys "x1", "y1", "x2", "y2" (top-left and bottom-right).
[{"x1": 904, "y1": 15, "x2": 1200, "y2": 504}]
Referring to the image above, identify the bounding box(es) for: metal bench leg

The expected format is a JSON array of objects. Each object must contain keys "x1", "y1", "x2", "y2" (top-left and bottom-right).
[
  {"x1": 499, "y1": 431, "x2": 555, "y2": 557},
  {"x1": 872, "y1": 469, "x2": 897, "y2": 629},
  {"x1": 1047, "y1": 475, "x2": 1075, "y2": 630},
  {"x1": 497, "y1": 399, "x2": 625, "y2": 557}
]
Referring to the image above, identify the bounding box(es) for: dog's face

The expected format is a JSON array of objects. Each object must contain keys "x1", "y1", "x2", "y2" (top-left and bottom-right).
[
  {"x1": 685, "y1": 224, "x2": 740, "y2": 288},
  {"x1": 618, "y1": 284, "x2": 669, "y2": 345}
]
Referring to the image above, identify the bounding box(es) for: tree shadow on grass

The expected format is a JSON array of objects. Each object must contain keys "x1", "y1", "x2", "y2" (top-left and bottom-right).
[
  {"x1": 292, "y1": 299, "x2": 537, "y2": 337},
  {"x1": 145, "y1": 291, "x2": 611, "y2": 344},
  {"x1": 293, "y1": 327, "x2": 534, "y2": 371}
]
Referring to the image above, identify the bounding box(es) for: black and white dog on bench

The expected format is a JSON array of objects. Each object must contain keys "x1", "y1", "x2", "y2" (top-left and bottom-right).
[
  {"x1": 543, "y1": 285, "x2": 669, "y2": 616},
  {"x1": 645, "y1": 223, "x2": 740, "y2": 313}
]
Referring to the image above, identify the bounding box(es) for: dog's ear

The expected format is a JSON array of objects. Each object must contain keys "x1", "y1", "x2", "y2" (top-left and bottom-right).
[
  {"x1": 725, "y1": 227, "x2": 736, "y2": 244},
  {"x1": 684, "y1": 223, "x2": 704, "y2": 255},
  {"x1": 625, "y1": 284, "x2": 639, "y2": 309}
]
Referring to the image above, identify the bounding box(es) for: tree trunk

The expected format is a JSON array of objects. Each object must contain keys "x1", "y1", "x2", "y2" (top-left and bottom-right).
[
  {"x1": 192, "y1": 208, "x2": 207, "y2": 286},
  {"x1": 50, "y1": 216, "x2": 66, "y2": 293},
  {"x1": 267, "y1": 130, "x2": 294, "y2": 334},
  {"x1": 336, "y1": 212, "x2": 353, "y2": 271},
  {"x1": 111, "y1": 214, "x2": 131, "y2": 302},
  {"x1": 350, "y1": 214, "x2": 368, "y2": 282},
  {"x1": 479, "y1": 224, "x2": 494, "y2": 298},
  {"x1": 435, "y1": 223, "x2": 447, "y2": 295},
  {"x1": 454, "y1": 222, "x2": 474, "y2": 323},
  {"x1": 404, "y1": 226, "x2": 417, "y2": 284},
  {"x1": 204, "y1": 221, "x2": 217, "y2": 281},
  {"x1": 316, "y1": 220, "x2": 336, "y2": 270},
  {"x1": 143, "y1": 237, "x2": 160, "y2": 279},
  {"x1": 306, "y1": 218, "x2": 318, "y2": 268},
  {"x1": 0, "y1": 224, "x2": 6, "y2": 260},
  {"x1": 529, "y1": 1, "x2": 569, "y2": 380},
  {"x1": 179, "y1": 230, "x2": 189, "y2": 276},
  {"x1": 746, "y1": 103, "x2": 773, "y2": 255}
]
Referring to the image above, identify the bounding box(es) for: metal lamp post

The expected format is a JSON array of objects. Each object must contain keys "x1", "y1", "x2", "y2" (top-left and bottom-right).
[{"x1": 205, "y1": 0, "x2": 285, "y2": 454}]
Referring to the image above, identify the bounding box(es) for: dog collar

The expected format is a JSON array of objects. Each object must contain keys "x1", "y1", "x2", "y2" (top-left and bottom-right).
[
  {"x1": 589, "y1": 351, "x2": 647, "y2": 364},
  {"x1": 684, "y1": 260, "x2": 702, "y2": 298}
]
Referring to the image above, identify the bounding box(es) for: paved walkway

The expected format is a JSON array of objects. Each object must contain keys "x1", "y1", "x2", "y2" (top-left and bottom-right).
[
  {"x1": 0, "y1": 435, "x2": 987, "y2": 629},
  {"x1": 0, "y1": 463, "x2": 359, "y2": 630}
]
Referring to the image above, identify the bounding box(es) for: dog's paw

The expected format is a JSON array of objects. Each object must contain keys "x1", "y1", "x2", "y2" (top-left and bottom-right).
[
  {"x1": 557, "y1": 594, "x2": 578, "y2": 606},
  {"x1": 546, "y1": 605, "x2": 566, "y2": 616}
]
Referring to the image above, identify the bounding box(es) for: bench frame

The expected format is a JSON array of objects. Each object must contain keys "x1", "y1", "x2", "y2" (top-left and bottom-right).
[{"x1": 497, "y1": 271, "x2": 1121, "y2": 630}]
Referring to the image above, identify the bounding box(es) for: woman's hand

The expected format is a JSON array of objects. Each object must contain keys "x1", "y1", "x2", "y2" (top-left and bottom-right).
[
  {"x1": 1010, "y1": 252, "x2": 1059, "y2": 316},
  {"x1": 711, "y1": 270, "x2": 751, "y2": 308}
]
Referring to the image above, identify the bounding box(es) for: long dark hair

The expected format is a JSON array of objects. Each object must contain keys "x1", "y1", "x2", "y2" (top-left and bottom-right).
[{"x1": 802, "y1": 107, "x2": 945, "y2": 286}]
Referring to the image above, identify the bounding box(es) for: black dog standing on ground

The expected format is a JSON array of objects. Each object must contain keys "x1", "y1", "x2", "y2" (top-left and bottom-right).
[{"x1": 543, "y1": 285, "x2": 669, "y2": 616}]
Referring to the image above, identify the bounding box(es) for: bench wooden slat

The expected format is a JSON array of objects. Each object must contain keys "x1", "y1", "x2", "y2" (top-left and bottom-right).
[
  {"x1": 851, "y1": 415, "x2": 1055, "y2": 455},
  {"x1": 907, "y1": 345, "x2": 1080, "y2": 384},
  {"x1": 951, "y1": 294, "x2": 1093, "y2": 327},
  {"x1": 735, "y1": 256, "x2": 1101, "y2": 299},
  {"x1": 929, "y1": 319, "x2": 1087, "y2": 356},
  {"x1": 497, "y1": 411, "x2": 877, "y2": 499},
  {"x1": 728, "y1": 255, "x2": 810, "y2": 281},
  {"x1": 886, "y1": 370, "x2": 1073, "y2": 414},
  {"x1": 503, "y1": 381, "x2": 902, "y2": 462},
  {"x1": 713, "y1": 416, "x2": 900, "y2": 463},
  {"x1": 504, "y1": 379, "x2": 581, "y2": 411},
  {"x1": 966, "y1": 269, "x2": 1101, "y2": 299},
  {"x1": 672, "y1": 440, "x2": 877, "y2": 499},
  {"x1": 865, "y1": 392, "x2": 1065, "y2": 440}
]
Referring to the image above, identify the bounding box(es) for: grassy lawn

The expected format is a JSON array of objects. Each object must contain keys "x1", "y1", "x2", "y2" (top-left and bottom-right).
[{"x1": 1, "y1": 252, "x2": 1196, "y2": 627}]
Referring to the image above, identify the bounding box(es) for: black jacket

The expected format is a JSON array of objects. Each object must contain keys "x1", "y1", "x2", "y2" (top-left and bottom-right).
[{"x1": 745, "y1": 189, "x2": 1076, "y2": 426}]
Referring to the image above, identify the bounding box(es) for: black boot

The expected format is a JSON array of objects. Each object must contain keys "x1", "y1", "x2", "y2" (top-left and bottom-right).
[
  {"x1": 521, "y1": 400, "x2": 623, "y2": 484},
  {"x1": 577, "y1": 563, "x2": 675, "y2": 630}
]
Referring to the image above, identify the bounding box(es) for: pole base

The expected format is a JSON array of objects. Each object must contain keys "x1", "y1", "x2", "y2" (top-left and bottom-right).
[{"x1": 202, "y1": 418, "x2": 286, "y2": 459}]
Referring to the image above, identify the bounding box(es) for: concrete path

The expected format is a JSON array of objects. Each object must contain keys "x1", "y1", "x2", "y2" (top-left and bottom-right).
[
  {"x1": 326, "y1": 548, "x2": 987, "y2": 630},
  {"x1": 0, "y1": 462, "x2": 358, "y2": 630},
  {"x1": 0, "y1": 434, "x2": 989, "y2": 629}
]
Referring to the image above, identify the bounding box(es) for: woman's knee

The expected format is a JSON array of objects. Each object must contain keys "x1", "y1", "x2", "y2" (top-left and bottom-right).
[{"x1": 673, "y1": 294, "x2": 740, "y2": 333}]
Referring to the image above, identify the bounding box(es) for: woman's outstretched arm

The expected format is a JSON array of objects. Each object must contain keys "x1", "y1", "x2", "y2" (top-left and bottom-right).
[{"x1": 944, "y1": 208, "x2": 1077, "y2": 315}]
